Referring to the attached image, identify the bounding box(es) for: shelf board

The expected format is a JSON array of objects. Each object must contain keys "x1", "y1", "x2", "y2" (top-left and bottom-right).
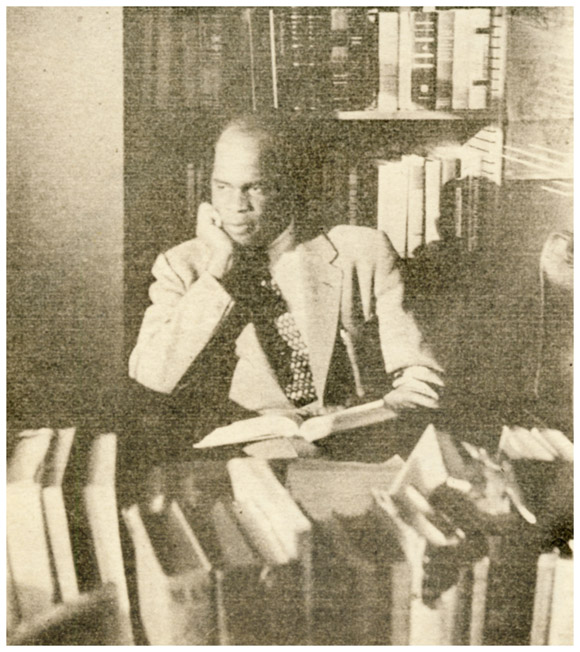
[{"x1": 335, "y1": 110, "x2": 495, "y2": 121}]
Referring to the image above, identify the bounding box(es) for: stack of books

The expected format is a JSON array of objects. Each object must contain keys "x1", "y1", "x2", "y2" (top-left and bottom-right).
[
  {"x1": 274, "y1": 7, "x2": 492, "y2": 114},
  {"x1": 377, "y1": 8, "x2": 492, "y2": 113},
  {"x1": 121, "y1": 423, "x2": 573, "y2": 645},
  {"x1": 324, "y1": 145, "x2": 485, "y2": 258},
  {"x1": 7, "y1": 428, "x2": 133, "y2": 644}
]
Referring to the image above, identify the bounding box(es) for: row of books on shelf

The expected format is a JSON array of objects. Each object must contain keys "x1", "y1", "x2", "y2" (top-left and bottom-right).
[
  {"x1": 125, "y1": 424, "x2": 571, "y2": 645},
  {"x1": 267, "y1": 6, "x2": 494, "y2": 113},
  {"x1": 134, "y1": 7, "x2": 495, "y2": 115},
  {"x1": 276, "y1": 6, "x2": 494, "y2": 113},
  {"x1": 326, "y1": 145, "x2": 489, "y2": 258},
  {"x1": 376, "y1": 7, "x2": 493, "y2": 113},
  {"x1": 187, "y1": 145, "x2": 490, "y2": 260}
]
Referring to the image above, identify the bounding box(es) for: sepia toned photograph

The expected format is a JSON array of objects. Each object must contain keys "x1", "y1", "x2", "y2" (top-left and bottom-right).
[{"x1": 7, "y1": 5, "x2": 573, "y2": 645}]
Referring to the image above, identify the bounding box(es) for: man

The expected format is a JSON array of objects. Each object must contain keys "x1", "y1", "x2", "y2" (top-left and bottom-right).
[{"x1": 129, "y1": 115, "x2": 443, "y2": 458}]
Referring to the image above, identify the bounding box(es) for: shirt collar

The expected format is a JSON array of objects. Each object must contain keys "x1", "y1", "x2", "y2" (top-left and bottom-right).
[{"x1": 268, "y1": 220, "x2": 296, "y2": 268}]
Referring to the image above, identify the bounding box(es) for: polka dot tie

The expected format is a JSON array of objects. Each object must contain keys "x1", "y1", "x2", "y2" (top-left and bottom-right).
[{"x1": 253, "y1": 275, "x2": 318, "y2": 408}]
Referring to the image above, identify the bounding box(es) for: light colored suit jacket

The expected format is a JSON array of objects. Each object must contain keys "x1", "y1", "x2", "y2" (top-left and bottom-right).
[{"x1": 129, "y1": 225, "x2": 441, "y2": 413}]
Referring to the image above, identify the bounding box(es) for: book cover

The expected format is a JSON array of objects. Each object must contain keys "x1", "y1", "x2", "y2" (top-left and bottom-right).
[
  {"x1": 208, "y1": 500, "x2": 273, "y2": 645},
  {"x1": 181, "y1": 11, "x2": 200, "y2": 109},
  {"x1": 330, "y1": 8, "x2": 375, "y2": 111},
  {"x1": 313, "y1": 513, "x2": 392, "y2": 644},
  {"x1": 397, "y1": 10, "x2": 413, "y2": 111},
  {"x1": 403, "y1": 154, "x2": 426, "y2": 257},
  {"x1": 286, "y1": 456, "x2": 404, "y2": 523},
  {"x1": 467, "y1": 9, "x2": 491, "y2": 110},
  {"x1": 347, "y1": 164, "x2": 359, "y2": 225},
  {"x1": 377, "y1": 159, "x2": 408, "y2": 258},
  {"x1": 197, "y1": 9, "x2": 226, "y2": 111},
  {"x1": 547, "y1": 552, "x2": 573, "y2": 645},
  {"x1": 277, "y1": 7, "x2": 331, "y2": 112},
  {"x1": 378, "y1": 10, "x2": 399, "y2": 112},
  {"x1": 411, "y1": 10, "x2": 437, "y2": 110},
  {"x1": 7, "y1": 429, "x2": 56, "y2": 620},
  {"x1": 42, "y1": 427, "x2": 79, "y2": 604},
  {"x1": 425, "y1": 158, "x2": 442, "y2": 244},
  {"x1": 83, "y1": 433, "x2": 134, "y2": 644},
  {"x1": 530, "y1": 551, "x2": 558, "y2": 644},
  {"x1": 435, "y1": 10, "x2": 454, "y2": 110},
  {"x1": 122, "y1": 501, "x2": 214, "y2": 645},
  {"x1": 451, "y1": 9, "x2": 471, "y2": 110}
]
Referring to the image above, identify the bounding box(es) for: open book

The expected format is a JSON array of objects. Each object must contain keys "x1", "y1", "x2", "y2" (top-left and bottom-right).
[{"x1": 193, "y1": 399, "x2": 397, "y2": 449}]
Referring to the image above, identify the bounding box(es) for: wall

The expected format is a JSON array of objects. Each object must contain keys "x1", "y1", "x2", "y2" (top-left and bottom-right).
[{"x1": 7, "y1": 7, "x2": 124, "y2": 430}]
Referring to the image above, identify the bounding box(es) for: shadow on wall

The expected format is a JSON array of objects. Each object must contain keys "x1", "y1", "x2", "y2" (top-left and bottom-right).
[{"x1": 402, "y1": 178, "x2": 572, "y2": 435}]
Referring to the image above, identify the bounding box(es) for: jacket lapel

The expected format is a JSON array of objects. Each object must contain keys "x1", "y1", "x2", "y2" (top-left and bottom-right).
[{"x1": 276, "y1": 234, "x2": 342, "y2": 402}]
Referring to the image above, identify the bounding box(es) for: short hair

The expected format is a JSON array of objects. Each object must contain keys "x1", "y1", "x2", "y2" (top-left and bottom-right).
[{"x1": 215, "y1": 112, "x2": 307, "y2": 202}]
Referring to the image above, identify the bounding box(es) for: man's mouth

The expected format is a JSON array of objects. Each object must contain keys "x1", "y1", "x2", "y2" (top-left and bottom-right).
[{"x1": 226, "y1": 223, "x2": 254, "y2": 235}]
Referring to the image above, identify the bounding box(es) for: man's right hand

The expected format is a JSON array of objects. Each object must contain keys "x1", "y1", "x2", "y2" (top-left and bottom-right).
[{"x1": 196, "y1": 202, "x2": 235, "y2": 280}]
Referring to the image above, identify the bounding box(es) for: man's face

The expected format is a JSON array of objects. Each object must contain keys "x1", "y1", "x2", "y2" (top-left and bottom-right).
[{"x1": 211, "y1": 131, "x2": 287, "y2": 248}]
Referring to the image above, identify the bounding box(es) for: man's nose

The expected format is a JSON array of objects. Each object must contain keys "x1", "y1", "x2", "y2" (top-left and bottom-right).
[{"x1": 231, "y1": 188, "x2": 251, "y2": 212}]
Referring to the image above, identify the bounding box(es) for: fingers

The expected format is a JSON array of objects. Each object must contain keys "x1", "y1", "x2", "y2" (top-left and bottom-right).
[
  {"x1": 196, "y1": 202, "x2": 222, "y2": 235},
  {"x1": 393, "y1": 377, "x2": 440, "y2": 401},
  {"x1": 392, "y1": 365, "x2": 445, "y2": 389},
  {"x1": 383, "y1": 386, "x2": 439, "y2": 411}
]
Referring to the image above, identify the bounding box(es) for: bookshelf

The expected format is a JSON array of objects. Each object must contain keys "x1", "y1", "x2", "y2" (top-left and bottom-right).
[
  {"x1": 335, "y1": 110, "x2": 496, "y2": 121},
  {"x1": 123, "y1": 7, "x2": 572, "y2": 410}
]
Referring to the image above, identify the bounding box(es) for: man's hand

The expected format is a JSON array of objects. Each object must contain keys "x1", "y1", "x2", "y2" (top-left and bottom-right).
[
  {"x1": 383, "y1": 365, "x2": 444, "y2": 412},
  {"x1": 196, "y1": 202, "x2": 235, "y2": 279}
]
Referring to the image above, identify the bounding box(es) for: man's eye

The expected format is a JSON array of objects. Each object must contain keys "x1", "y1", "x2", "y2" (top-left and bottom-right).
[
  {"x1": 214, "y1": 183, "x2": 227, "y2": 191},
  {"x1": 249, "y1": 184, "x2": 265, "y2": 194}
]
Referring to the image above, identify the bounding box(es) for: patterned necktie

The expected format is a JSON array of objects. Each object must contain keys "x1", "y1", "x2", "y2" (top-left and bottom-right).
[{"x1": 250, "y1": 273, "x2": 318, "y2": 408}]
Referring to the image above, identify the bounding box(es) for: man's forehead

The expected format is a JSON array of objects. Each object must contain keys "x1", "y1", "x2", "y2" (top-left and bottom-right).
[
  {"x1": 213, "y1": 131, "x2": 272, "y2": 176},
  {"x1": 215, "y1": 127, "x2": 268, "y2": 155}
]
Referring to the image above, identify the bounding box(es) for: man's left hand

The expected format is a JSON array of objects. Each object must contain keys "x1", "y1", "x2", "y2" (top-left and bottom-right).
[{"x1": 383, "y1": 366, "x2": 444, "y2": 412}]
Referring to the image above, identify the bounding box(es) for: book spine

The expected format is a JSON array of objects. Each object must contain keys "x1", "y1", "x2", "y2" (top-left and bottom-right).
[
  {"x1": 405, "y1": 155, "x2": 425, "y2": 258},
  {"x1": 348, "y1": 9, "x2": 377, "y2": 111},
  {"x1": 378, "y1": 11, "x2": 399, "y2": 112},
  {"x1": 389, "y1": 561, "x2": 412, "y2": 644},
  {"x1": 468, "y1": 9, "x2": 491, "y2": 110},
  {"x1": 454, "y1": 178, "x2": 464, "y2": 239},
  {"x1": 440, "y1": 156, "x2": 461, "y2": 187},
  {"x1": 198, "y1": 10, "x2": 225, "y2": 111},
  {"x1": 42, "y1": 487, "x2": 80, "y2": 603},
  {"x1": 435, "y1": 10, "x2": 454, "y2": 110},
  {"x1": 411, "y1": 11, "x2": 437, "y2": 110},
  {"x1": 469, "y1": 556, "x2": 490, "y2": 644},
  {"x1": 424, "y1": 158, "x2": 441, "y2": 244},
  {"x1": 330, "y1": 8, "x2": 349, "y2": 110},
  {"x1": 397, "y1": 11, "x2": 413, "y2": 111},
  {"x1": 548, "y1": 555, "x2": 573, "y2": 645},
  {"x1": 462, "y1": 152, "x2": 482, "y2": 252},
  {"x1": 452, "y1": 10, "x2": 470, "y2": 110},
  {"x1": 466, "y1": 175, "x2": 481, "y2": 252},
  {"x1": 358, "y1": 158, "x2": 378, "y2": 229},
  {"x1": 530, "y1": 551, "x2": 558, "y2": 644},
  {"x1": 281, "y1": 8, "x2": 331, "y2": 112},
  {"x1": 348, "y1": 165, "x2": 359, "y2": 225},
  {"x1": 8, "y1": 484, "x2": 55, "y2": 618},
  {"x1": 377, "y1": 161, "x2": 407, "y2": 258}
]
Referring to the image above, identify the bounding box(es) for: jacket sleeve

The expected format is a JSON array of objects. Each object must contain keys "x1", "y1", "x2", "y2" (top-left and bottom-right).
[
  {"x1": 372, "y1": 231, "x2": 443, "y2": 376},
  {"x1": 128, "y1": 252, "x2": 235, "y2": 394}
]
